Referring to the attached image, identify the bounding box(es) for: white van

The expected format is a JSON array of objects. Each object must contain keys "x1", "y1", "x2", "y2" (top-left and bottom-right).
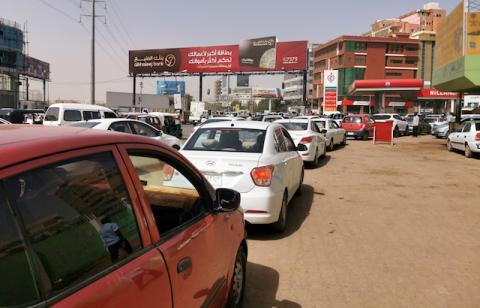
[{"x1": 43, "y1": 103, "x2": 117, "y2": 126}]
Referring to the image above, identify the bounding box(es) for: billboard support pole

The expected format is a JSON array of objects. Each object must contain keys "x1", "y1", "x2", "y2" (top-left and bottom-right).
[
  {"x1": 302, "y1": 69, "x2": 308, "y2": 105},
  {"x1": 132, "y1": 75, "x2": 137, "y2": 110},
  {"x1": 26, "y1": 78, "x2": 29, "y2": 101},
  {"x1": 43, "y1": 79, "x2": 46, "y2": 103},
  {"x1": 199, "y1": 73, "x2": 203, "y2": 101}
]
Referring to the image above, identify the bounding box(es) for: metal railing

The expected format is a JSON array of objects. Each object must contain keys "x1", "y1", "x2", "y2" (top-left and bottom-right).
[{"x1": 0, "y1": 18, "x2": 22, "y2": 31}]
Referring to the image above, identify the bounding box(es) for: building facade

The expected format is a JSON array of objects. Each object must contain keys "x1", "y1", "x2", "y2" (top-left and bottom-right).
[{"x1": 283, "y1": 45, "x2": 317, "y2": 105}]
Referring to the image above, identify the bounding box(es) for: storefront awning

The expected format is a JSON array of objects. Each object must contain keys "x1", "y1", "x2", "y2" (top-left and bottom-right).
[
  {"x1": 341, "y1": 100, "x2": 413, "y2": 108},
  {"x1": 349, "y1": 79, "x2": 423, "y2": 94}
]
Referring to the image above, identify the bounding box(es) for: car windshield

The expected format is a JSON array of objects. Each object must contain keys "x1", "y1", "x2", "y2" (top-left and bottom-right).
[
  {"x1": 476, "y1": 123, "x2": 480, "y2": 131},
  {"x1": 279, "y1": 122, "x2": 308, "y2": 131},
  {"x1": 44, "y1": 107, "x2": 59, "y2": 121},
  {"x1": 69, "y1": 121, "x2": 101, "y2": 128},
  {"x1": 343, "y1": 116, "x2": 362, "y2": 124},
  {"x1": 202, "y1": 119, "x2": 232, "y2": 125},
  {"x1": 184, "y1": 128, "x2": 266, "y2": 153},
  {"x1": 372, "y1": 115, "x2": 391, "y2": 120}
]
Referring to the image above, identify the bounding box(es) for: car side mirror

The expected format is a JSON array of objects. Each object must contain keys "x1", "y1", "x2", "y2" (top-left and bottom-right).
[
  {"x1": 215, "y1": 188, "x2": 241, "y2": 212},
  {"x1": 321, "y1": 129, "x2": 327, "y2": 134},
  {"x1": 297, "y1": 144, "x2": 308, "y2": 152}
]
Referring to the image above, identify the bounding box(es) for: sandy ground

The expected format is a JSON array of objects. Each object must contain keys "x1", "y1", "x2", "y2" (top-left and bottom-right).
[{"x1": 243, "y1": 135, "x2": 480, "y2": 308}]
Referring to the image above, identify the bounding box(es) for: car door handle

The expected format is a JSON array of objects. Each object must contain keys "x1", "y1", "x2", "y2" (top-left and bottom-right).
[{"x1": 177, "y1": 257, "x2": 192, "y2": 273}]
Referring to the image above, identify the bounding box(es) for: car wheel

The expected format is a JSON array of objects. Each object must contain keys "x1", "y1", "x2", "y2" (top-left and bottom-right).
[
  {"x1": 271, "y1": 192, "x2": 288, "y2": 233},
  {"x1": 295, "y1": 168, "x2": 304, "y2": 196},
  {"x1": 394, "y1": 127, "x2": 399, "y2": 138},
  {"x1": 226, "y1": 246, "x2": 247, "y2": 308},
  {"x1": 465, "y1": 144, "x2": 473, "y2": 158},
  {"x1": 447, "y1": 139, "x2": 453, "y2": 152},
  {"x1": 328, "y1": 139, "x2": 334, "y2": 151}
]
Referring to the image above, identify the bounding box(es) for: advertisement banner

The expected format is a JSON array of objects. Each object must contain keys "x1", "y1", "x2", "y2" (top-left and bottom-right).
[
  {"x1": 129, "y1": 40, "x2": 308, "y2": 75},
  {"x1": 323, "y1": 70, "x2": 338, "y2": 114},
  {"x1": 466, "y1": 12, "x2": 480, "y2": 55},
  {"x1": 24, "y1": 56, "x2": 50, "y2": 80},
  {"x1": 434, "y1": 2, "x2": 464, "y2": 70},
  {"x1": 157, "y1": 81, "x2": 185, "y2": 95}
]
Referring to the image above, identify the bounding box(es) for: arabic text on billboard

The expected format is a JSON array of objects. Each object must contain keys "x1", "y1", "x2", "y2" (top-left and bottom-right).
[
  {"x1": 323, "y1": 70, "x2": 338, "y2": 114},
  {"x1": 129, "y1": 40, "x2": 308, "y2": 75},
  {"x1": 434, "y1": 2, "x2": 464, "y2": 70},
  {"x1": 24, "y1": 56, "x2": 50, "y2": 80}
]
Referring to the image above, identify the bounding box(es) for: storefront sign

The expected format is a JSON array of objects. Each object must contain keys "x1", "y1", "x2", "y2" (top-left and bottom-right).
[
  {"x1": 129, "y1": 40, "x2": 308, "y2": 75},
  {"x1": 417, "y1": 88, "x2": 459, "y2": 99},
  {"x1": 323, "y1": 70, "x2": 338, "y2": 114}
]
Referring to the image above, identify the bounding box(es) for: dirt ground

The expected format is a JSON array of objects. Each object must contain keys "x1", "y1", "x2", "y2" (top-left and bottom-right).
[{"x1": 243, "y1": 135, "x2": 480, "y2": 308}]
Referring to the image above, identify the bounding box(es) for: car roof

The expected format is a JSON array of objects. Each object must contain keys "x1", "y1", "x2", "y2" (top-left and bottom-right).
[
  {"x1": 200, "y1": 120, "x2": 271, "y2": 130},
  {"x1": 47, "y1": 103, "x2": 114, "y2": 111},
  {"x1": 276, "y1": 119, "x2": 309, "y2": 123},
  {"x1": 0, "y1": 125, "x2": 167, "y2": 169},
  {"x1": 372, "y1": 113, "x2": 395, "y2": 116}
]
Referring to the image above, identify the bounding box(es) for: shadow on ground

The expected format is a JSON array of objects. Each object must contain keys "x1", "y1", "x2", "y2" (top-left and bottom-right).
[
  {"x1": 246, "y1": 185, "x2": 314, "y2": 241},
  {"x1": 242, "y1": 262, "x2": 301, "y2": 308}
]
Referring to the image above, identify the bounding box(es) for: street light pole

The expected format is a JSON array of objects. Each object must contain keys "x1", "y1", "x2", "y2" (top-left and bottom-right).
[{"x1": 91, "y1": 0, "x2": 95, "y2": 105}]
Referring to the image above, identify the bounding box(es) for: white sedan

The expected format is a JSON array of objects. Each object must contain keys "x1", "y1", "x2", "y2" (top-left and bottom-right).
[
  {"x1": 191, "y1": 116, "x2": 245, "y2": 135},
  {"x1": 447, "y1": 120, "x2": 480, "y2": 158},
  {"x1": 181, "y1": 121, "x2": 303, "y2": 232},
  {"x1": 372, "y1": 113, "x2": 409, "y2": 137},
  {"x1": 70, "y1": 118, "x2": 182, "y2": 149},
  {"x1": 312, "y1": 118, "x2": 347, "y2": 151},
  {"x1": 276, "y1": 118, "x2": 326, "y2": 166}
]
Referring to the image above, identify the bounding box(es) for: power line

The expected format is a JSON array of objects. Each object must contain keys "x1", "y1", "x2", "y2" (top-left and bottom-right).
[
  {"x1": 39, "y1": 0, "x2": 79, "y2": 23},
  {"x1": 51, "y1": 76, "x2": 129, "y2": 85},
  {"x1": 107, "y1": 0, "x2": 137, "y2": 49},
  {"x1": 102, "y1": 23, "x2": 129, "y2": 56}
]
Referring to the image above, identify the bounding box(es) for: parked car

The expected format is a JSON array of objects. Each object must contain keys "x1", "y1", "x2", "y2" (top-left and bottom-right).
[
  {"x1": 431, "y1": 122, "x2": 450, "y2": 138},
  {"x1": 181, "y1": 121, "x2": 304, "y2": 232},
  {"x1": 2, "y1": 109, "x2": 45, "y2": 124},
  {"x1": 0, "y1": 125, "x2": 246, "y2": 308},
  {"x1": 342, "y1": 114, "x2": 375, "y2": 140},
  {"x1": 70, "y1": 118, "x2": 182, "y2": 149},
  {"x1": 312, "y1": 118, "x2": 347, "y2": 150},
  {"x1": 191, "y1": 116, "x2": 245, "y2": 135},
  {"x1": 0, "y1": 117, "x2": 11, "y2": 124},
  {"x1": 406, "y1": 115, "x2": 431, "y2": 135},
  {"x1": 276, "y1": 118, "x2": 327, "y2": 165},
  {"x1": 253, "y1": 114, "x2": 284, "y2": 122},
  {"x1": 372, "y1": 113, "x2": 408, "y2": 137},
  {"x1": 126, "y1": 113, "x2": 163, "y2": 130},
  {"x1": 329, "y1": 113, "x2": 346, "y2": 126},
  {"x1": 44, "y1": 103, "x2": 117, "y2": 126},
  {"x1": 447, "y1": 120, "x2": 480, "y2": 158}
]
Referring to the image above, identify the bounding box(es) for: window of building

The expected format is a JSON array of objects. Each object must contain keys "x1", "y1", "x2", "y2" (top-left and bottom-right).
[
  {"x1": 128, "y1": 153, "x2": 206, "y2": 236},
  {"x1": 386, "y1": 72, "x2": 402, "y2": 77},
  {"x1": 405, "y1": 59, "x2": 416, "y2": 65},
  {"x1": 346, "y1": 41, "x2": 367, "y2": 52},
  {"x1": 339, "y1": 55, "x2": 344, "y2": 65},
  {"x1": 390, "y1": 59, "x2": 403, "y2": 64},
  {"x1": 354, "y1": 57, "x2": 366, "y2": 63},
  {"x1": 4, "y1": 152, "x2": 142, "y2": 298},
  {"x1": 406, "y1": 46, "x2": 418, "y2": 52}
]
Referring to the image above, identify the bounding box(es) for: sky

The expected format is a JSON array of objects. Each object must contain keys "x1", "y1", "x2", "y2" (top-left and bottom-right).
[{"x1": 2, "y1": 0, "x2": 459, "y2": 103}]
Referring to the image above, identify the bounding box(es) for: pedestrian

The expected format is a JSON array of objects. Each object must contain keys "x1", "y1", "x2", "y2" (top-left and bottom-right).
[
  {"x1": 412, "y1": 112, "x2": 420, "y2": 137},
  {"x1": 100, "y1": 217, "x2": 133, "y2": 262}
]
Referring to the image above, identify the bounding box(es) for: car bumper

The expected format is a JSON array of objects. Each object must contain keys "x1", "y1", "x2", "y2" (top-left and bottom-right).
[
  {"x1": 345, "y1": 129, "x2": 367, "y2": 138},
  {"x1": 298, "y1": 143, "x2": 317, "y2": 162},
  {"x1": 470, "y1": 142, "x2": 480, "y2": 153},
  {"x1": 241, "y1": 186, "x2": 284, "y2": 225}
]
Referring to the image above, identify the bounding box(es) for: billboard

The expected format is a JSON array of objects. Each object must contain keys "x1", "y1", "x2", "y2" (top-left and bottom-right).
[
  {"x1": 239, "y1": 36, "x2": 277, "y2": 70},
  {"x1": 434, "y1": 2, "x2": 464, "y2": 70},
  {"x1": 466, "y1": 12, "x2": 480, "y2": 56},
  {"x1": 24, "y1": 56, "x2": 50, "y2": 80},
  {"x1": 237, "y1": 75, "x2": 249, "y2": 87},
  {"x1": 323, "y1": 70, "x2": 338, "y2": 114},
  {"x1": 129, "y1": 40, "x2": 308, "y2": 75},
  {"x1": 156, "y1": 80, "x2": 185, "y2": 95}
]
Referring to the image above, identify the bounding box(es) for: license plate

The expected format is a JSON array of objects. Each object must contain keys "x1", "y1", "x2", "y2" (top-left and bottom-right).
[
  {"x1": 204, "y1": 174, "x2": 222, "y2": 186},
  {"x1": 347, "y1": 132, "x2": 354, "y2": 136}
]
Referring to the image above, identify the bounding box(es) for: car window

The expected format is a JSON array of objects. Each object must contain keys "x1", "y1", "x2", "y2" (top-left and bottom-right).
[
  {"x1": 331, "y1": 121, "x2": 340, "y2": 129},
  {"x1": 281, "y1": 129, "x2": 296, "y2": 152},
  {"x1": 4, "y1": 152, "x2": 142, "y2": 298},
  {"x1": 311, "y1": 122, "x2": 320, "y2": 133},
  {"x1": 64, "y1": 110, "x2": 82, "y2": 122},
  {"x1": 343, "y1": 116, "x2": 362, "y2": 124},
  {"x1": 273, "y1": 127, "x2": 287, "y2": 152},
  {"x1": 83, "y1": 111, "x2": 101, "y2": 121},
  {"x1": 104, "y1": 112, "x2": 117, "y2": 119},
  {"x1": 463, "y1": 123, "x2": 471, "y2": 133},
  {"x1": 279, "y1": 122, "x2": 308, "y2": 131},
  {"x1": 0, "y1": 191, "x2": 41, "y2": 306},
  {"x1": 184, "y1": 128, "x2": 266, "y2": 153},
  {"x1": 130, "y1": 122, "x2": 158, "y2": 137},
  {"x1": 109, "y1": 122, "x2": 133, "y2": 134},
  {"x1": 457, "y1": 123, "x2": 466, "y2": 132},
  {"x1": 45, "y1": 107, "x2": 59, "y2": 121},
  {"x1": 372, "y1": 115, "x2": 391, "y2": 121},
  {"x1": 393, "y1": 115, "x2": 402, "y2": 121},
  {"x1": 314, "y1": 121, "x2": 326, "y2": 129},
  {"x1": 476, "y1": 123, "x2": 480, "y2": 131},
  {"x1": 128, "y1": 154, "x2": 205, "y2": 236}
]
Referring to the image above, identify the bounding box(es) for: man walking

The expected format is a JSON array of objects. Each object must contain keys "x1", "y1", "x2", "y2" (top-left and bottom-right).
[{"x1": 412, "y1": 112, "x2": 420, "y2": 137}]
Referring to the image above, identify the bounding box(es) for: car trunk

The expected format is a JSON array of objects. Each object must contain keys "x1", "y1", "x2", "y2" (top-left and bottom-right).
[
  {"x1": 180, "y1": 151, "x2": 261, "y2": 193},
  {"x1": 343, "y1": 121, "x2": 363, "y2": 131},
  {"x1": 287, "y1": 130, "x2": 309, "y2": 146}
]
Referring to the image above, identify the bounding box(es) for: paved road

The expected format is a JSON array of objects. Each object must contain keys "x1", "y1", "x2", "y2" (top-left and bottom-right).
[{"x1": 243, "y1": 136, "x2": 480, "y2": 308}]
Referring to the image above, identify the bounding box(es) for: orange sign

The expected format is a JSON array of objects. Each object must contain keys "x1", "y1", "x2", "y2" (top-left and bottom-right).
[
  {"x1": 467, "y1": 12, "x2": 480, "y2": 55},
  {"x1": 434, "y1": 2, "x2": 464, "y2": 69}
]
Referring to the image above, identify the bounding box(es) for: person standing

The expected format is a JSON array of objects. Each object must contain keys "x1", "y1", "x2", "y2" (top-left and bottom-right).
[{"x1": 412, "y1": 113, "x2": 420, "y2": 137}]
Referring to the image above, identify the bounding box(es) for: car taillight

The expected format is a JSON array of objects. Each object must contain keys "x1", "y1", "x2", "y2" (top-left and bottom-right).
[
  {"x1": 476, "y1": 133, "x2": 480, "y2": 141},
  {"x1": 251, "y1": 165, "x2": 274, "y2": 187},
  {"x1": 300, "y1": 136, "x2": 313, "y2": 143},
  {"x1": 163, "y1": 164, "x2": 174, "y2": 181}
]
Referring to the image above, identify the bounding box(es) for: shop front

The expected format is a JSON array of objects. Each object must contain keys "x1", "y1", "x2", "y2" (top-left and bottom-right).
[{"x1": 416, "y1": 88, "x2": 459, "y2": 115}]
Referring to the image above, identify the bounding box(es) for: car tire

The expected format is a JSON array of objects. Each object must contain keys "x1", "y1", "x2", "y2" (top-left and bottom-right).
[
  {"x1": 447, "y1": 139, "x2": 453, "y2": 152},
  {"x1": 394, "y1": 127, "x2": 399, "y2": 138},
  {"x1": 465, "y1": 144, "x2": 473, "y2": 158},
  {"x1": 328, "y1": 139, "x2": 334, "y2": 151},
  {"x1": 226, "y1": 246, "x2": 247, "y2": 308},
  {"x1": 271, "y1": 192, "x2": 288, "y2": 233},
  {"x1": 295, "y1": 168, "x2": 304, "y2": 196}
]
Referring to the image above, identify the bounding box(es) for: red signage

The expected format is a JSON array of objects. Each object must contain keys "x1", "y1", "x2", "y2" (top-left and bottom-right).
[
  {"x1": 324, "y1": 90, "x2": 337, "y2": 111},
  {"x1": 129, "y1": 41, "x2": 308, "y2": 75},
  {"x1": 417, "y1": 88, "x2": 459, "y2": 99},
  {"x1": 374, "y1": 121, "x2": 394, "y2": 145}
]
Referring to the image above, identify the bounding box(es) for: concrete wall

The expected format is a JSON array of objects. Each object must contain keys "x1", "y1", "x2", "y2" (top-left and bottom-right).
[{"x1": 106, "y1": 91, "x2": 169, "y2": 111}]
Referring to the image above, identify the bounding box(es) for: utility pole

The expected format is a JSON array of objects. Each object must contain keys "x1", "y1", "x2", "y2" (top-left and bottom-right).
[{"x1": 81, "y1": 0, "x2": 105, "y2": 105}]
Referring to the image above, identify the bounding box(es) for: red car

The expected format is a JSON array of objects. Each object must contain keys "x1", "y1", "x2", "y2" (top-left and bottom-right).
[
  {"x1": 127, "y1": 114, "x2": 163, "y2": 131},
  {"x1": 342, "y1": 114, "x2": 375, "y2": 140},
  {"x1": 0, "y1": 125, "x2": 247, "y2": 308}
]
